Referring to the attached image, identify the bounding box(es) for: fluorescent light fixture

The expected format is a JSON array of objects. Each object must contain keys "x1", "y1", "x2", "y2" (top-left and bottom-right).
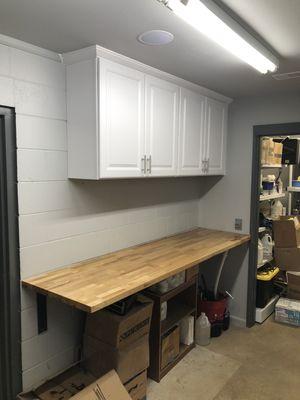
[{"x1": 164, "y1": 0, "x2": 278, "y2": 74}]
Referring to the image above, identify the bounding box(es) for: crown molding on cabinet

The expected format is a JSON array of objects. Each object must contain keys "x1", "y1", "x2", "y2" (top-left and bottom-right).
[
  {"x1": 62, "y1": 45, "x2": 232, "y2": 104},
  {"x1": 0, "y1": 33, "x2": 62, "y2": 62}
]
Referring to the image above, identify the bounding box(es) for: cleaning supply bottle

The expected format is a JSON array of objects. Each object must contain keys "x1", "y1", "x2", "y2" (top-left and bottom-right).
[
  {"x1": 196, "y1": 312, "x2": 211, "y2": 346},
  {"x1": 257, "y1": 239, "x2": 264, "y2": 266},
  {"x1": 271, "y1": 200, "x2": 283, "y2": 219}
]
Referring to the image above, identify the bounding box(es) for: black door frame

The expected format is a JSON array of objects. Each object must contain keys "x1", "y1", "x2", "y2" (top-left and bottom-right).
[
  {"x1": 0, "y1": 106, "x2": 22, "y2": 399},
  {"x1": 247, "y1": 122, "x2": 300, "y2": 327}
]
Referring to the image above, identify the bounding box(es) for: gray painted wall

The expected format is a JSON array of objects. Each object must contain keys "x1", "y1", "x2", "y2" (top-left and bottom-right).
[{"x1": 200, "y1": 93, "x2": 300, "y2": 324}]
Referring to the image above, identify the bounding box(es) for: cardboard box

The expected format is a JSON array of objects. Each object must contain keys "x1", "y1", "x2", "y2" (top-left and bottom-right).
[
  {"x1": 83, "y1": 334, "x2": 149, "y2": 383},
  {"x1": 274, "y1": 247, "x2": 300, "y2": 272},
  {"x1": 71, "y1": 370, "x2": 132, "y2": 400},
  {"x1": 273, "y1": 142, "x2": 283, "y2": 165},
  {"x1": 34, "y1": 367, "x2": 95, "y2": 400},
  {"x1": 124, "y1": 370, "x2": 147, "y2": 400},
  {"x1": 273, "y1": 216, "x2": 300, "y2": 248},
  {"x1": 185, "y1": 265, "x2": 199, "y2": 282},
  {"x1": 161, "y1": 326, "x2": 180, "y2": 370},
  {"x1": 275, "y1": 298, "x2": 300, "y2": 327},
  {"x1": 18, "y1": 369, "x2": 131, "y2": 400},
  {"x1": 85, "y1": 295, "x2": 153, "y2": 349},
  {"x1": 261, "y1": 138, "x2": 275, "y2": 165},
  {"x1": 287, "y1": 272, "x2": 300, "y2": 300}
]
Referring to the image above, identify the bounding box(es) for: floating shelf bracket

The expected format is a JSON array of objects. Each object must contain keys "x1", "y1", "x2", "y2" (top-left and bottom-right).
[{"x1": 36, "y1": 293, "x2": 48, "y2": 334}]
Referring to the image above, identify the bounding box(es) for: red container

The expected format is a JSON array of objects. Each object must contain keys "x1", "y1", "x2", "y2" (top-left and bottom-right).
[{"x1": 198, "y1": 294, "x2": 228, "y2": 323}]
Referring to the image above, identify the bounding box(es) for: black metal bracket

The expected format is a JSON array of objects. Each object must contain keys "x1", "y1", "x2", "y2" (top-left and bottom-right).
[{"x1": 37, "y1": 293, "x2": 48, "y2": 334}]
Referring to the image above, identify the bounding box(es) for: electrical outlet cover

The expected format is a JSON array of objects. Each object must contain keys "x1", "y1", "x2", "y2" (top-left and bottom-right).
[{"x1": 235, "y1": 218, "x2": 243, "y2": 231}]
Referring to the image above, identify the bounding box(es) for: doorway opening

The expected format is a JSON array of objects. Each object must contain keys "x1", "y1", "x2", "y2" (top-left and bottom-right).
[
  {"x1": 0, "y1": 106, "x2": 22, "y2": 399},
  {"x1": 248, "y1": 122, "x2": 300, "y2": 327}
]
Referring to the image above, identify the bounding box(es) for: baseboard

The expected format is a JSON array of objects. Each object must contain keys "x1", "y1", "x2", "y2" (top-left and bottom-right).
[{"x1": 230, "y1": 315, "x2": 246, "y2": 328}]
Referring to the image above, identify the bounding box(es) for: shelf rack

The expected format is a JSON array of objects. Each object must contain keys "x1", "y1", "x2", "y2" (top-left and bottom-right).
[
  {"x1": 145, "y1": 275, "x2": 198, "y2": 382},
  {"x1": 259, "y1": 192, "x2": 286, "y2": 202},
  {"x1": 261, "y1": 164, "x2": 285, "y2": 168},
  {"x1": 287, "y1": 186, "x2": 300, "y2": 192}
]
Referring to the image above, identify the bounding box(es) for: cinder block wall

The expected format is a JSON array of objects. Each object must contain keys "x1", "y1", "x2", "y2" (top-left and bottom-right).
[{"x1": 0, "y1": 39, "x2": 203, "y2": 391}]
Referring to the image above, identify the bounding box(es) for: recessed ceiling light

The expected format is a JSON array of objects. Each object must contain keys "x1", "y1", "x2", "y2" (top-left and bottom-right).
[{"x1": 138, "y1": 30, "x2": 174, "y2": 45}]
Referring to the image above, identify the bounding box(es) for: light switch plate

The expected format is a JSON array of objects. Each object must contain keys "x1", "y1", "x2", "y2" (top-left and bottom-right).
[{"x1": 235, "y1": 218, "x2": 243, "y2": 231}]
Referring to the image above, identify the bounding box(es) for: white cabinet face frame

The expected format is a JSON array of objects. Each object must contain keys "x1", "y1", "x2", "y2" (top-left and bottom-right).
[
  {"x1": 205, "y1": 98, "x2": 227, "y2": 175},
  {"x1": 99, "y1": 59, "x2": 146, "y2": 178},
  {"x1": 178, "y1": 88, "x2": 206, "y2": 176},
  {"x1": 145, "y1": 75, "x2": 179, "y2": 177}
]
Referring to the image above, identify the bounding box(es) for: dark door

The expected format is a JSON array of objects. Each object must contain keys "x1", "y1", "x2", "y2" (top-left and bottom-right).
[{"x1": 0, "y1": 107, "x2": 22, "y2": 399}]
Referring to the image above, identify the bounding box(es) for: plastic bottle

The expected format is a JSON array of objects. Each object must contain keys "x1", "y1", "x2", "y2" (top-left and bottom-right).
[
  {"x1": 257, "y1": 239, "x2": 264, "y2": 266},
  {"x1": 271, "y1": 200, "x2": 283, "y2": 219},
  {"x1": 195, "y1": 312, "x2": 211, "y2": 346}
]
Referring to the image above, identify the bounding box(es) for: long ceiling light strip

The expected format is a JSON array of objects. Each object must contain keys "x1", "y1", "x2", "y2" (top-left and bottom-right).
[{"x1": 162, "y1": 0, "x2": 278, "y2": 74}]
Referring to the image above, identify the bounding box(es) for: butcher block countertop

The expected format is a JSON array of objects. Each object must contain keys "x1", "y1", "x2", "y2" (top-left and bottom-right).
[{"x1": 22, "y1": 228, "x2": 250, "y2": 313}]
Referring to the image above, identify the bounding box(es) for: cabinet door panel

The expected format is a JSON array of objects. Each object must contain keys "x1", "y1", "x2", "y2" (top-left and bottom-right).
[
  {"x1": 179, "y1": 88, "x2": 205, "y2": 175},
  {"x1": 205, "y1": 98, "x2": 227, "y2": 175},
  {"x1": 100, "y1": 59, "x2": 145, "y2": 178},
  {"x1": 145, "y1": 76, "x2": 179, "y2": 176}
]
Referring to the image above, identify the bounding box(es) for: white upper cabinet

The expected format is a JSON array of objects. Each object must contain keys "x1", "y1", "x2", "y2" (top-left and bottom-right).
[
  {"x1": 64, "y1": 45, "x2": 231, "y2": 180},
  {"x1": 99, "y1": 59, "x2": 145, "y2": 178},
  {"x1": 178, "y1": 88, "x2": 206, "y2": 176},
  {"x1": 145, "y1": 76, "x2": 179, "y2": 177},
  {"x1": 204, "y1": 98, "x2": 228, "y2": 175}
]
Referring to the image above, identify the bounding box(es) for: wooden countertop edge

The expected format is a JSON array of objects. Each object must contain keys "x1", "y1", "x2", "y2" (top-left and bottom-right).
[{"x1": 22, "y1": 230, "x2": 250, "y2": 313}]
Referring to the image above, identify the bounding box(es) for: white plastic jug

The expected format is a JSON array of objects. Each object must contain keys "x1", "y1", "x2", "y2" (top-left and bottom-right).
[
  {"x1": 261, "y1": 233, "x2": 273, "y2": 258},
  {"x1": 257, "y1": 239, "x2": 264, "y2": 266},
  {"x1": 195, "y1": 312, "x2": 211, "y2": 346},
  {"x1": 271, "y1": 200, "x2": 284, "y2": 219}
]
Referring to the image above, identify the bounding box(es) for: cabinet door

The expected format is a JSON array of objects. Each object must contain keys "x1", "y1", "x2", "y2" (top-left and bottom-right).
[
  {"x1": 99, "y1": 59, "x2": 145, "y2": 178},
  {"x1": 205, "y1": 98, "x2": 227, "y2": 175},
  {"x1": 178, "y1": 88, "x2": 206, "y2": 175},
  {"x1": 145, "y1": 75, "x2": 179, "y2": 176}
]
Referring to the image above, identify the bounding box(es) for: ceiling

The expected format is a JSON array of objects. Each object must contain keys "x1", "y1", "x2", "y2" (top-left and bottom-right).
[{"x1": 0, "y1": 0, "x2": 300, "y2": 98}]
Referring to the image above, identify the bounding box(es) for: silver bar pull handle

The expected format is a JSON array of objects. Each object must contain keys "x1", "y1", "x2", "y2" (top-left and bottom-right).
[
  {"x1": 141, "y1": 155, "x2": 146, "y2": 173},
  {"x1": 147, "y1": 155, "x2": 152, "y2": 174},
  {"x1": 206, "y1": 158, "x2": 209, "y2": 173}
]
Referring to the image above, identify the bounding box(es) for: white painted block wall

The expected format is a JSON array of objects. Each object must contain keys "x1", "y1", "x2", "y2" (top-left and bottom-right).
[{"x1": 0, "y1": 40, "x2": 201, "y2": 391}]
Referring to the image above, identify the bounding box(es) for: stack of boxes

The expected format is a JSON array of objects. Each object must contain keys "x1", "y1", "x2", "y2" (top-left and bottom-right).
[
  {"x1": 273, "y1": 216, "x2": 300, "y2": 326},
  {"x1": 83, "y1": 295, "x2": 153, "y2": 400},
  {"x1": 274, "y1": 216, "x2": 300, "y2": 272},
  {"x1": 261, "y1": 137, "x2": 283, "y2": 166}
]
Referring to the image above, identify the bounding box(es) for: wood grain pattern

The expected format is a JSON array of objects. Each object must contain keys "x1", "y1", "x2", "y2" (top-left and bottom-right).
[{"x1": 22, "y1": 228, "x2": 250, "y2": 313}]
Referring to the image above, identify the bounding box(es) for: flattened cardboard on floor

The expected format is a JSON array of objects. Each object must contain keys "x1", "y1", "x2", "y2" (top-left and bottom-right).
[
  {"x1": 18, "y1": 369, "x2": 131, "y2": 400},
  {"x1": 35, "y1": 367, "x2": 95, "y2": 400},
  {"x1": 71, "y1": 370, "x2": 131, "y2": 400},
  {"x1": 83, "y1": 334, "x2": 149, "y2": 383},
  {"x1": 274, "y1": 247, "x2": 300, "y2": 271},
  {"x1": 124, "y1": 370, "x2": 147, "y2": 400},
  {"x1": 273, "y1": 216, "x2": 300, "y2": 248},
  {"x1": 85, "y1": 295, "x2": 153, "y2": 349}
]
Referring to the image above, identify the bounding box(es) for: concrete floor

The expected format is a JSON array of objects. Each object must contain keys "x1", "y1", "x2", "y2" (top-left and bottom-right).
[{"x1": 148, "y1": 316, "x2": 300, "y2": 400}]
